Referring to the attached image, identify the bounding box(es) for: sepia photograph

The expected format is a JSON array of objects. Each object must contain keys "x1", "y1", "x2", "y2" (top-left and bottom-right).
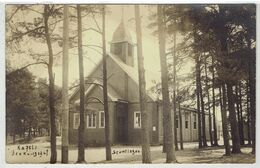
[{"x1": 5, "y1": 3, "x2": 256, "y2": 164}]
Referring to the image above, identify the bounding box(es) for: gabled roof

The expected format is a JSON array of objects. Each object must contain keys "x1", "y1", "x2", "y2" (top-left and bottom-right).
[{"x1": 73, "y1": 79, "x2": 123, "y2": 104}]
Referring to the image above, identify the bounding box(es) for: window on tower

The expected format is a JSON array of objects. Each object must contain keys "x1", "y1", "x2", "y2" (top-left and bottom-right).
[{"x1": 112, "y1": 43, "x2": 123, "y2": 56}]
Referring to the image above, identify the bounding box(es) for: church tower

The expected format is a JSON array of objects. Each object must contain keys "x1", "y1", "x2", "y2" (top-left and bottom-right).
[{"x1": 110, "y1": 13, "x2": 134, "y2": 67}]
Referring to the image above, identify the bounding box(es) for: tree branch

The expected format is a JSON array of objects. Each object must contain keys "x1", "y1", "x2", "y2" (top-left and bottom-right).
[
  {"x1": 90, "y1": 9, "x2": 102, "y2": 33},
  {"x1": 83, "y1": 45, "x2": 102, "y2": 55},
  {"x1": 69, "y1": 81, "x2": 103, "y2": 90},
  {"x1": 82, "y1": 27, "x2": 102, "y2": 35},
  {"x1": 7, "y1": 62, "x2": 48, "y2": 75},
  {"x1": 6, "y1": 26, "x2": 45, "y2": 43}
]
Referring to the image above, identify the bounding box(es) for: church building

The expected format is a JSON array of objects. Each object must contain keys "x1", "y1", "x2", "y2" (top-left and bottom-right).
[{"x1": 68, "y1": 19, "x2": 216, "y2": 146}]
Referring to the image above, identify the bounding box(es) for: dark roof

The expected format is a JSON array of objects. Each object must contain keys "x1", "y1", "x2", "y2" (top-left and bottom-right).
[{"x1": 111, "y1": 21, "x2": 133, "y2": 44}]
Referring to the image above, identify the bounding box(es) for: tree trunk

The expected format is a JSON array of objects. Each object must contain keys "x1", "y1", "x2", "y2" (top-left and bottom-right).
[
  {"x1": 77, "y1": 5, "x2": 86, "y2": 163},
  {"x1": 195, "y1": 55, "x2": 202, "y2": 148},
  {"x1": 172, "y1": 30, "x2": 178, "y2": 151},
  {"x1": 219, "y1": 85, "x2": 231, "y2": 156},
  {"x1": 162, "y1": 121, "x2": 166, "y2": 153},
  {"x1": 204, "y1": 58, "x2": 213, "y2": 146},
  {"x1": 178, "y1": 101, "x2": 184, "y2": 150},
  {"x1": 249, "y1": 64, "x2": 256, "y2": 154},
  {"x1": 43, "y1": 5, "x2": 57, "y2": 163},
  {"x1": 102, "y1": 6, "x2": 112, "y2": 161},
  {"x1": 226, "y1": 83, "x2": 241, "y2": 153},
  {"x1": 135, "y1": 5, "x2": 151, "y2": 163},
  {"x1": 12, "y1": 130, "x2": 15, "y2": 144},
  {"x1": 235, "y1": 85, "x2": 241, "y2": 142},
  {"x1": 235, "y1": 84, "x2": 244, "y2": 146},
  {"x1": 198, "y1": 58, "x2": 207, "y2": 147},
  {"x1": 247, "y1": 39, "x2": 255, "y2": 154},
  {"x1": 157, "y1": 5, "x2": 176, "y2": 163},
  {"x1": 173, "y1": 108, "x2": 178, "y2": 151},
  {"x1": 238, "y1": 83, "x2": 244, "y2": 145},
  {"x1": 211, "y1": 56, "x2": 218, "y2": 146},
  {"x1": 246, "y1": 80, "x2": 251, "y2": 145},
  {"x1": 61, "y1": 5, "x2": 69, "y2": 163}
]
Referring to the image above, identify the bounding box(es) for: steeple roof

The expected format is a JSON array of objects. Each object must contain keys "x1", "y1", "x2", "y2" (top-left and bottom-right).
[{"x1": 111, "y1": 21, "x2": 133, "y2": 44}]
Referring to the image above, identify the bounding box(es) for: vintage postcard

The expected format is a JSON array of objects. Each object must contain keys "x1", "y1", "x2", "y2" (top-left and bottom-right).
[{"x1": 4, "y1": 3, "x2": 256, "y2": 165}]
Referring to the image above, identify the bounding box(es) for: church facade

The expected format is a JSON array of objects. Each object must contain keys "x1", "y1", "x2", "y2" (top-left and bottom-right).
[{"x1": 68, "y1": 20, "x2": 217, "y2": 146}]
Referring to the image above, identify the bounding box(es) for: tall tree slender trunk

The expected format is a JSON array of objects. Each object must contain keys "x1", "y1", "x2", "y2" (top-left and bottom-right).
[
  {"x1": 102, "y1": 6, "x2": 112, "y2": 161},
  {"x1": 211, "y1": 56, "x2": 218, "y2": 146},
  {"x1": 162, "y1": 120, "x2": 166, "y2": 153},
  {"x1": 226, "y1": 83, "x2": 241, "y2": 153},
  {"x1": 174, "y1": 110, "x2": 178, "y2": 150},
  {"x1": 200, "y1": 87, "x2": 207, "y2": 147},
  {"x1": 235, "y1": 84, "x2": 244, "y2": 146},
  {"x1": 61, "y1": 5, "x2": 69, "y2": 163},
  {"x1": 249, "y1": 59, "x2": 256, "y2": 154},
  {"x1": 247, "y1": 38, "x2": 255, "y2": 154},
  {"x1": 43, "y1": 5, "x2": 57, "y2": 163},
  {"x1": 172, "y1": 31, "x2": 178, "y2": 151},
  {"x1": 178, "y1": 101, "x2": 184, "y2": 150},
  {"x1": 12, "y1": 129, "x2": 15, "y2": 144},
  {"x1": 135, "y1": 5, "x2": 151, "y2": 163},
  {"x1": 246, "y1": 80, "x2": 251, "y2": 145},
  {"x1": 219, "y1": 84, "x2": 231, "y2": 156},
  {"x1": 238, "y1": 83, "x2": 244, "y2": 145},
  {"x1": 197, "y1": 57, "x2": 207, "y2": 147},
  {"x1": 157, "y1": 5, "x2": 176, "y2": 163},
  {"x1": 204, "y1": 58, "x2": 213, "y2": 146},
  {"x1": 77, "y1": 5, "x2": 86, "y2": 163},
  {"x1": 195, "y1": 55, "x2": 202, "y2": 148}
]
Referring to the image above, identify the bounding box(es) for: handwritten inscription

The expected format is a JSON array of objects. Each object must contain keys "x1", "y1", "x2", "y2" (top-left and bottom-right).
[
  {"x1": 112, "y1": 149, "x2": 141, "y2": 155},
  {"x1": 8, "y1": 145, "x2": 48, "y2": 157}
]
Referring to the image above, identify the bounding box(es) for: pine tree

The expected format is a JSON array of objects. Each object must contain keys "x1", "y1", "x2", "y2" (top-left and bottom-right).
[
  {"x1": 61, "y1": 5, "x2": 69, "y2": 163},
  {"x1": 76, "y1": 4, "x2": 86, "y2": 163},
  {"x1": 157, "y1": 5, "x2": 176, "y2": 163},
  {"x1": 135, "y1": 5, "x2": 152, "y2": 163}
]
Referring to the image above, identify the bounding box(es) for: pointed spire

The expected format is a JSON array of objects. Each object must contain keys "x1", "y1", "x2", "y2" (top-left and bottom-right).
[
  {"x1": 121, "y1": 5, "x2": 125, "y2": 24},
  {"x1": 111, "y1": 5, "x2": 132, "y2": 44}
]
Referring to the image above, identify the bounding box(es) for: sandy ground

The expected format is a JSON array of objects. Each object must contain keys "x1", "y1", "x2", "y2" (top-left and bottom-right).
[{"x1": 5, "y1": 136, "x2": 255, "y2": 164}]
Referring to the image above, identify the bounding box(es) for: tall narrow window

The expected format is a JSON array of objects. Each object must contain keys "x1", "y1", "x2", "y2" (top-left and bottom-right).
[
  {"x1": 185, "y1": 121, "x2": 189, "y2": 129},
  {"x1": 134, "y1": 111, "x2": 141, "y2": 128},
  {"x1": 193, "y1": 113, "x2": 197, "y2": 129},
  {"x1": 99, "y1": 111, "x2": 105, "y2": 128},
  {"x1": 185, "y1": 113, "x2": 189, "y2": 129},
  {"x1": 87, "y1": 113, "x2": 96, "y2": 128},
  {"x1": 73, "y1": 113, "x2": 80, "y2": 129}
]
